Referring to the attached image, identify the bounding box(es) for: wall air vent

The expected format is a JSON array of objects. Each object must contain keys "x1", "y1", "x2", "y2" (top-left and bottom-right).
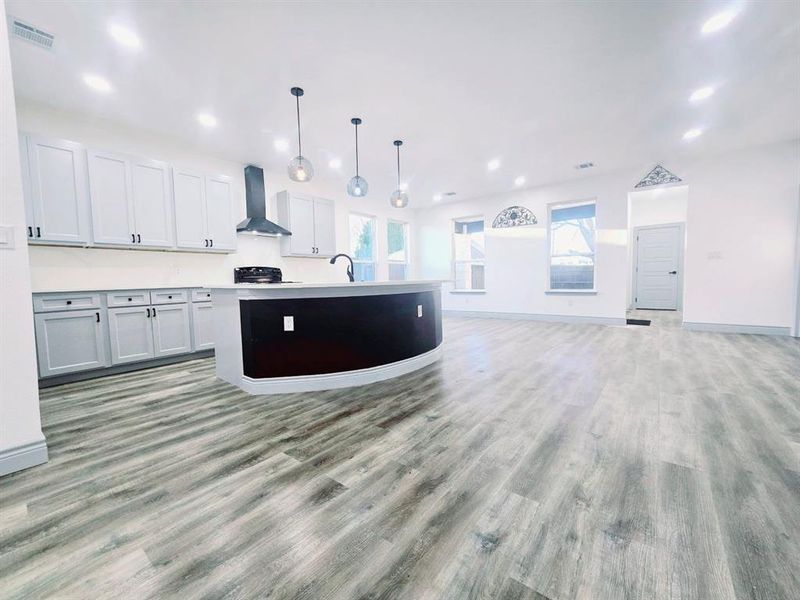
[
  {"x1": 11, "y1": 18, "x2": 55, "y2": 50},
  {"x1": 575, "y1": 162, "x2": 594, "y2": 170}
]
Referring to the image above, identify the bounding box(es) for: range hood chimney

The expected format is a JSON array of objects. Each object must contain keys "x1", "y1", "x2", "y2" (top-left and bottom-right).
[{"x1": 236, "y1": 165, "x2": 292, "y2": 236}]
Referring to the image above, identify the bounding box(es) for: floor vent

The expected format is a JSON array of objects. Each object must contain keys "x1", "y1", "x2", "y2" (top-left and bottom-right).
[
  {"x1": 626, "y1": 318, "x2": 651, "y2": 326},
  {"x1": 11, "y1": 18, "x2": 55, "y2": 50}
]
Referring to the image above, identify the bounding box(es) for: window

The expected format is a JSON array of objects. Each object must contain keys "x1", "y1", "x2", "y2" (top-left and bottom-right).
[
  {"x1": 549, "y1": 202, "x2": 596, "y2": 290},
  {"x1": 349, "y1": 213, "x2": 377, "y2": 281},
  {"x1": 387, "y1": 220, "x2": 409, "y2": 280},
  {"x1": 453, "y1": 217, "x2": 485, "y2": 290}
]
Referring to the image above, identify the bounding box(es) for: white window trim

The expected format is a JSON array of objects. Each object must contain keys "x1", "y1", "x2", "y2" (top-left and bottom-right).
[
  {"x1": 349, "y1": 211, "x2": 378, "y2": 281},
  {"x1": 546, "y1": 199, "x2": 597, "y2": 293},
  {"x1": 387, "y1": 219, "x2": 410, "y2": 280},
  {"x1": 452, "y1": 215, "x2": 486, "y2": 292}
]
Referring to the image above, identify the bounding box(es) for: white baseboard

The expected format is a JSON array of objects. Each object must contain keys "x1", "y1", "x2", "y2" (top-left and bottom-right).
[
  {"x1": 0, "y1": 438, "x2": 48, "y2": 477},
  {"x1": 239, "y1": 345, "x2": 443, "y2": 394},
  {"x1": 682, "y1": 321, "x2": 791, "y2": 336},
  {"x1": 443, "y1": 310, "x2": 626, "y2": 327}
]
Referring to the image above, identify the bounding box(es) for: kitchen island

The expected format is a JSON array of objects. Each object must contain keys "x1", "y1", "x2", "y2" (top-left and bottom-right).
[{"x1": 210, "y1": 281, "x2": 443, "y2": 394}]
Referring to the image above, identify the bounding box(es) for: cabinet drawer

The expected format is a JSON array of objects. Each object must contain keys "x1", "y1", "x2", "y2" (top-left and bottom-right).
[
  {"x1": 33, "y1": 293, "x2": 101, "y2": 313},
  {"x1": 191, "y1": 289, "x2": 213, "y2": 303},
  {"x1": 151, "y1": 289, "x2": 188, "y2": 305},
  {"x1": 106, "y1": 290, "x2": 151, "y2": 307}
]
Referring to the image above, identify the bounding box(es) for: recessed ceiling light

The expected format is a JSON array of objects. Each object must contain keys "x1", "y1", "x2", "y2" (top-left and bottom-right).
[
  {"x1": 328, "y1": 158, "x2": 342, "y2": 169},
  {"x1": 433, "y1": 193, "x2": 442, "y2": 202},
  {"x1": 701, "y1": 10, "x2": 738, "y2": 34},
  {"x1": 689, "y1": 86, "x2": 715, "y2": 102},
  {"x1": 197, "y1": 113, "x2": 217, "y2": 128},
  {"x1": 108, "y1": 24, "x2": 141, "y2": 49},
  {"x1": 514, "y1": 176, "x2": 526, "y2": 187},
  {"x1": 487, "y1": 158, "x2": 501, "y2": 171},
  {"x1": 682, "y1": 128, "x2": 703, "y2": 141},
  {"x1": 274, "y1": 138, "x2": 289, "y2": 152},
  {"x1": 83, "y1": 74, "x2": 112, "y2": 93}
]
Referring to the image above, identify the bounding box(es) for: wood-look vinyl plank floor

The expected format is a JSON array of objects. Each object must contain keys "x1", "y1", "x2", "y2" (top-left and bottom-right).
[{"x1": 1, "y1": 313, "x2": 799, "y2": 599}]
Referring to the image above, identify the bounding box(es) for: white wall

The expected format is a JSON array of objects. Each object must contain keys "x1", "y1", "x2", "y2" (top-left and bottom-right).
[
  {"x1": 415, "y1": 170, "x2": 632, "y2": 323},
  {"x1": 415, "y1": 141, "x2": 800, "y2": 331},
  {"x1": 17, "y1": 102, "x2": 416, "y2": 292},
  {"x1": 678, "y1": 141, "x2": 799, "y2": 331},
  {"x1": 0, "y1": 5, "x2": 47, "y2": 475}
]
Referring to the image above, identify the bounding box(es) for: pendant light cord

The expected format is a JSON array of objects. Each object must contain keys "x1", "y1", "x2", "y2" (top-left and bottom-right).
[
  {"x1": 355, "y1": 122, "x2": 359, "y2": 177},
  {"x1": 295, "y1": 94, "x2": 302, "y2": 158}
]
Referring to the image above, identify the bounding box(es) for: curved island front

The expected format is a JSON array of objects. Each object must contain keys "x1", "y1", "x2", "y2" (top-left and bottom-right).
[{"x1": 210, "y1": 281, "x2": 443, "y2": 394}]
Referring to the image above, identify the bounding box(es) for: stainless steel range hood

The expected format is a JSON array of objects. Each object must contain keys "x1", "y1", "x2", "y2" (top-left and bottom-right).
[{"x1": 236, "y1": 165, "x2": 292, "y2": 236}]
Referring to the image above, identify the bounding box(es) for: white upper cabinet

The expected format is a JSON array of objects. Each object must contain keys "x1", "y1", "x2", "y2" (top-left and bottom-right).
[
  {"x1": 88, "y1": 150, "x2": 175, "y2": 248},
  {"x1": 313, "y1": 197, "x2": 336, "y2": 256},
  {"x1": 173, "y1": 168, "x2": 236, "y2": 252},
  {"x1": 173, "y1": 168, "x2": 207, "y2": 249},
  {"x1": 204, "y1": 175, "x2": 236, "y2": 251},
  {"x1": 88, "y1": 150, "x2": 135, "y2": 245},
  {"x1": 131, "y1": 158, "x2": 174, "y2": 247},
  {"x1": 277, "y1": 191, "x2": 336, "y2": 257},
  {"x1": 22, "y1": 133, "x2": 92, "y2": 244}
]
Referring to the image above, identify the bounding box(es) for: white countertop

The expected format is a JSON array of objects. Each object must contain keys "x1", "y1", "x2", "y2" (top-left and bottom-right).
[{"x1": 210, "y1": 280, "x2": 445, "y2": 290}]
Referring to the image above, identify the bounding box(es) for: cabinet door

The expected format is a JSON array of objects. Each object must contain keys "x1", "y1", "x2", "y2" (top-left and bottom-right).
[
  {"x1": 152, "y1": 304, "x2": 192, "y2": 357},
  {"x1": 313, "y1": 197, "x2": 336, "y2": 257},
  {"x1": 18, "y1": 134, "x2": 35, "y2": 239},
  {"x1": 26, "y1": 135, "x2": 91, "y2": 244},
  {"x1": 88, "y1": 150, "x2": 136, "y2": 245},
  {"x1": 173, "y1": 168, "x2": 208, "y2": 249},
  {"x1": 131, "y1": 158, "x2": 174, "y2": 248},
  {"x1": 287, "y1": 194, "x2": 315, "y2": 255},
  {"x1": 34, "y1": 310, "x2": 107, "y2": 377},
  {"x1": 108, "y1": 306, "x2": 155, "y2": 365},
  {"x1": 191, "y1": 302, "x2": 215, "y2": 350},
  {"x1": 205, "y1": 175, "x2": 236, "y2": 251}
]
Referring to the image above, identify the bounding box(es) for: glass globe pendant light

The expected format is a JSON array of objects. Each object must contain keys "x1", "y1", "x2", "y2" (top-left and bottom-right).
[
  {"x1": 347, "y1": 118, "x2": 368, "y2": 197},
  {"x1": 389, "y1": 140, "x2": 409, "y2": 208},
  {"x1": 287, "y1": 87, "x2": 314, "y2": 182}
]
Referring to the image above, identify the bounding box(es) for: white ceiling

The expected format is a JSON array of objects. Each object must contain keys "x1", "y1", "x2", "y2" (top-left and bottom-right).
[{"x1": 6, "y1": 1, "x2": 800, "y2": 206}]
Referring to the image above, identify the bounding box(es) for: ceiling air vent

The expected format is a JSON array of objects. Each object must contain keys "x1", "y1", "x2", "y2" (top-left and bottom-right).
[
  {"x1": 575, "y1": 162, "x2": 595, "y2": 170},
  {"x1": 11, "y1": 18, "x2": 55, "y2": 50}
]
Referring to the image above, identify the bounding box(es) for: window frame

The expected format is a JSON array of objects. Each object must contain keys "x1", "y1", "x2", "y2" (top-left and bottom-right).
[
  {"x1": 451, "y1": 215, "x2": 486, "y2": 293},
  {"x1": 387, "y1": 219, "x2": 410, "y2": 281},
  {"x1": 546, "y1": 199, "x2": 597, "y2": 293},
  {"x1": 348, "y1": 211, "x2": 378, "y2": 282}
]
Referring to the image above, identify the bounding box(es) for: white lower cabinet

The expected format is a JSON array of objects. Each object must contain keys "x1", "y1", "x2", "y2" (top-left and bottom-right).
[
  {"x1": 34, "y1": 309, "x2": 108, "y2": 377},
  {"x1": 108, "y1": 306, "x2": 155, "y2": 365},
  {"x1": 34, "y1": 289, "x2": 209, "y2": 378},
  {"x1": 152, "y1": 304, "x2": 192, "y2": 357},
  {"x1": 191, "y1": 302, "x2": 215, "y2": 350}
]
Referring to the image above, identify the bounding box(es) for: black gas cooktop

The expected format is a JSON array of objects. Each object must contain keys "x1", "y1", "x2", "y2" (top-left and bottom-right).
[{"x1": 233, "y1": 266, "x2": 298, "y2": 284}]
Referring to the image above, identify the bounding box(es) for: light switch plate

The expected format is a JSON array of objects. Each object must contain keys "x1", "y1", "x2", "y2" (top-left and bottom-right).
[
  {"x1": 0, "y1": 225, "x2": 14, "y2": 250},
  {"x1": 283, "y1": 316, "x2": 294, "y2": 331},
  {"x1": 417, "y1": 305, "x2": 423, "y2": 318}
]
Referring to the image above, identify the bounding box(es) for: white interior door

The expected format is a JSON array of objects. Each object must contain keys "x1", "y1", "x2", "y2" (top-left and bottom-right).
[{"x1": 635, "y1": 224, "x2": 683, "y2": 310}]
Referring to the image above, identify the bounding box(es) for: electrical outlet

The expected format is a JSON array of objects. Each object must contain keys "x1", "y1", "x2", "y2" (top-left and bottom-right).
[
  {"x1": 283, "y1": 316, "x2": 294, "y2": 331},
  {"x1": 417, "y1": 305, "x2": 423, "y2": 318}
]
